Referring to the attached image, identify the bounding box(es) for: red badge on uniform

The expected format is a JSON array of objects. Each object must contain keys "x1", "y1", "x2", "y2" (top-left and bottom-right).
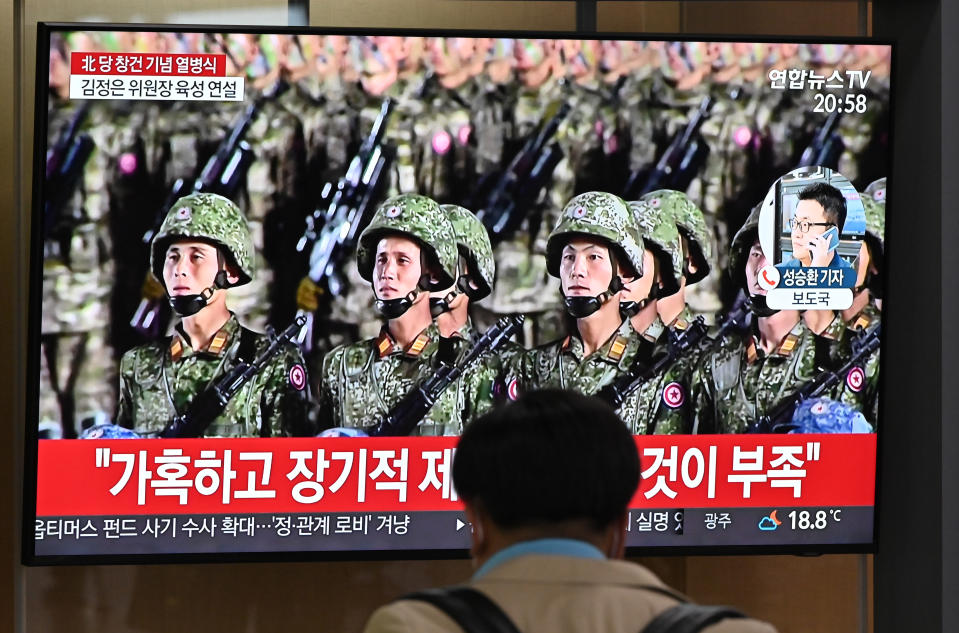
[
  {"x1": 662, "y1": 382, "x2": 685, "y2": 408},
  {"x1": 571, "y1": 206, "x2": 587, "y2": 219},
  {"x1": 175, "y1": 206, "x2": 192, "y2": 221},
  {"x1": 810, "y1": 400, "x2": 829, "y2": 415},
  {"x1": 507, "y1": 379, "x2": 519, "y2": 401},
  {"x1": 289, "y1": 364, "x2": 307, "y2": 391},
  {"x1": 386, "y1": 205, "x2": 402, "y2": 218},
  {"x1": 846, "y1": 366, "x2": 865, "y2": 393}
]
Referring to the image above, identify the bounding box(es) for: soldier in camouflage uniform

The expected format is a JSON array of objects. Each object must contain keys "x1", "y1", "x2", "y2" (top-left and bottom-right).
[
  {"x1": 616, "y1": 195, "x2": 696, "y2": 434},
  {"x1": 692, "y1": 205, "x2": 867, "y2": 433},
  {"x1": 506, "y1": 192, "x2": 660, "y2": 432},
  {"x1": 318, "y1": 194, "x2": 477, "y2": 435},
  {"x1": 430, "y1": 204, "x2": 518, "y2": 422},
  {"x1": 116, "y1": 193, "x2": 314, "y2": 437}
]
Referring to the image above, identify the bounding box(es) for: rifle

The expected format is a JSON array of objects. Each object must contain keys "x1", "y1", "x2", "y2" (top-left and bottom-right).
[
  {"x1": 130, "y1": 79, "x2": 289, "y2": 337},
  {"x1": 623, "y1": 95, "x2": 713, "y2": 199},
  {"x1": 706, "y1": 291, "x2": 752, "y2": 351},
  {"x1": 798, "y1": 110, "x2": 844, "y2": 169},
  {"x1": 749, "y1": 322, "x2": 880, "y2": 434},
  {"x1": 158, "y1": 315, "x2": 306, "y2": 438},
  {"x1": 471, "y1": 102, "x2": 572, "y2": 243},
  {"x1": 44, "y1": 102, "x2": 95, "y2": 263},
  {"x1": 596, "y1": 317, "x2": 709, "y2": 411},
  {"x1": 293, "y1": 97, "x2": 395, "y2": 353},
  {"x1": 367, "y1": 315, "x2": 525, "y2": 437}
]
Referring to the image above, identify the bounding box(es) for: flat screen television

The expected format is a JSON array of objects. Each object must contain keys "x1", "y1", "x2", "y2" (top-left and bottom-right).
[{"x1": 25, "y1": 23, "x2": 891, "y2": 563}]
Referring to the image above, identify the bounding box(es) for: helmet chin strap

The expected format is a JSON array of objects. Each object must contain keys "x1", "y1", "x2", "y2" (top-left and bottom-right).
[
  {"x1": 619, "y1": 283, "x2": 662, "y2": 318},
  {"x1": 429, "y1": 275, "x2": 483, "y2": 317},
  {"x1": 747, "y1": 292, "x2": 778, "y2": 317},
  {"x1": 564, "y1": 253, "x2": 626, "y2": 319},
  {"x1": 168, "y1": 252, "x2": 231, "y2": 317},
  {"x1": 376, "y1": 256, "x2": 435, "y2": 320}
]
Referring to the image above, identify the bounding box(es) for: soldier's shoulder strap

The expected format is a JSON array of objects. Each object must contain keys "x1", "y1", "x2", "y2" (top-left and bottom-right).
[
  {"x1": 640, "y1": 602, "x2": 747, "y2": 633},
  {"x1": 400, "y1": 586, "x2": 521, "y2": 633}
]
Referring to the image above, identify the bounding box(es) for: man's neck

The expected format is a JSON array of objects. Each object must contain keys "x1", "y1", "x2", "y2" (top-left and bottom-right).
[
  {"x1": 657, "y1": 286, "x2": 686, "y2": 326},
  {"x1": 840, "y1": 289, "x2": 873, "y2": 323},
  {"x1": 756, "y1": 309, "x2": 800, "y2": 354},
  {"x1": 630, "y1": 300, "x2": 659, "y2": 337},
  {"x1": 388, "y1": 301, "x2": 432, "y2": 350},
  {"x1": 180, "y1": 304, "x2": 231, "y2": 351},
  {"x1": 577, "y1": 303, "x2": 622, "y2": 357}
]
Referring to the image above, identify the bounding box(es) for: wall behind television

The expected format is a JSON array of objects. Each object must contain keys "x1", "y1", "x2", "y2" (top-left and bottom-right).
[{"x1": 2, "y1": 1, "x2": 938, "y2": 632}]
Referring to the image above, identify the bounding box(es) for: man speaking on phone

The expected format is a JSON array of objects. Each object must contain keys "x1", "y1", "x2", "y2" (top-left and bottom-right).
[{"x1": 782, "y1": 182, "x2": 854, "y2": 270}]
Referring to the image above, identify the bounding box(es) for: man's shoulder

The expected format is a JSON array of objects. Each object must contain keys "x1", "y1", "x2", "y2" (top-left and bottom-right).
[
  {"x1": 119, "y1": 341, "x2": 167, "y2": 373},
  {"x1": 364, "y1": 556, "x2": 778, "y2": 633}
]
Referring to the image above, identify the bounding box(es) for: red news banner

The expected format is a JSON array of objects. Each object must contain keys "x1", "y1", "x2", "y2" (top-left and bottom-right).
[
  {"x1": 70, "y1": 52, "x2": 227, "y2": 77},
  {"x1": 36, "y1": 435, "x2": 876, "y2": 517}
]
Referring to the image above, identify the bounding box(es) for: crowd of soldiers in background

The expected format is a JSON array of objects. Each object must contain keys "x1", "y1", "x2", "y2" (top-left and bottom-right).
[{"x1": 39, "y1": 31, "x2": 890, "y2": 438}]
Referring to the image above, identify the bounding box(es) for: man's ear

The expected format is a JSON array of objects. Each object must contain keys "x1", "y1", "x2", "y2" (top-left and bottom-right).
[
  {"x1": 464, "y1": 502, "x2": 489, "y2": 564},
  {"x1": 225, "y1": 264, "x2": 242, "y2": 286},
  {"x1": 603, "y1": 512, "x2": 629, "y2": 560}
]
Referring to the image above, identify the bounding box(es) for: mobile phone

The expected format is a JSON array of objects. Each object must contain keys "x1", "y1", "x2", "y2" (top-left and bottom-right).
[{"x1": 810, "y1": 226, "x2": 840, "y2": 252}]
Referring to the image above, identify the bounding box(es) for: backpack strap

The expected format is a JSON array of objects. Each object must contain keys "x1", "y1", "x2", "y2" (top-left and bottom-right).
[
  {"x1": 401, "y1": 586, "x2": 522, "y2": 633},
  {"x1": 640, "y1": 603, "x2": 746, "y2": 633}
]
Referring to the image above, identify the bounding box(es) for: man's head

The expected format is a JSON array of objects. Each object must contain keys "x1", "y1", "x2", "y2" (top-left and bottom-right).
[
  {"x1": 151, "y1": 193, "x2": 253, "y2": 317},
  {"x1": 430, "y1": 204, "x2": 495, "y2": 318},
  {"x1": 790, "y1": 182, "x2": 847, "y2": 262},
  {"x1": 547, "y1": 192, "x2": 645, "y2": 319},
  {"x1": 453, "y1": 389, "x2": 640, "y2": 561},
  {"x1": 357, "y1": 194, "x2": 458, "y2": 319}
]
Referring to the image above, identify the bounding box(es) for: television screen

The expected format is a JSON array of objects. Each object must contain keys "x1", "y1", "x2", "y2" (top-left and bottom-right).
[{"x1": 25, "y1": 23, "x2": 890, "y2": 562}]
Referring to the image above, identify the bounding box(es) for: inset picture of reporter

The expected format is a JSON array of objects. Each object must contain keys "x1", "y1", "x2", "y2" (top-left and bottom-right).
[{"x1": 771, "y1": 167, "x2": 866, "y2": 272}]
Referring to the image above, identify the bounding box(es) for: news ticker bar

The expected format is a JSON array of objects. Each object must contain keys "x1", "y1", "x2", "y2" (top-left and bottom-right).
[{"x1": 33, "y1": 507, "x2": 873, "y2": 556}]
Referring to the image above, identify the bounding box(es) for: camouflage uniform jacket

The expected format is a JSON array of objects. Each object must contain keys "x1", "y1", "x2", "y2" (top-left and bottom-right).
[
  {"x1": 693, "y1": 318, "x2": 820, "y2": 434},
  {"x1": 506, "y1": 319, "x2": 653, "y2": 430},
  {"x1": 630, "y1": 309, "x2": 704, "y2": 435},
  {"x1": 117, "y1": 314, "x2": 314, "y2": 437},
  {"x1": 813, "y1": 303, "x2": 881, "y2": 429},
  {"x1": 318, "y1": 322, "x2": 471, "y2": 436}
]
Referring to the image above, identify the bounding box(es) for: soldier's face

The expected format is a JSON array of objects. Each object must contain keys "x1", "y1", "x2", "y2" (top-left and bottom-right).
[
  {"x1": 744, "y1": 240, "x2": 768, "y2": 296},
  {"x1": 620, "y1": 249, "x2": 657, "y2": 302},
  {"x1": 790, "y1": 199, "x2": 830, "y2": 260},
  {"x1": 374, "y1": 236, "x2": 423, "y2": 299},
  {"x1": 163, "y1": 241, "x2": 224, "y2": 296},
  {"x1": 560, "y1": 239, "x2": 614, "y2": 297}
]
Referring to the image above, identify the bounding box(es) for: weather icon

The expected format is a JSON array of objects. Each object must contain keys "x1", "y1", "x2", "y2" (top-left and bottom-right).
[{"x1": 758, "y1": 510, "x2": 783, "y2": 531}]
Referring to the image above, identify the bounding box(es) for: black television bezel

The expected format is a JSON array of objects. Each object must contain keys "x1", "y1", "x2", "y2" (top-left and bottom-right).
[{"x1": 23, "y1": 21, "x2": 895, "y2": 566}]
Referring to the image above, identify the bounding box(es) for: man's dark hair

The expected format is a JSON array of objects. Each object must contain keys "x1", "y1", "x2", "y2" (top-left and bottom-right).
[
  {"x1": 798, "y1": 182, "x2": 848, "y2": 230},
  {"x1": 452, "y1": 389, "x2": 640, "y2": 532}
]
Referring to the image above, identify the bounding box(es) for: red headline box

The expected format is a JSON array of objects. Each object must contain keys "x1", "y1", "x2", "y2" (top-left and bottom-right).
[
  {"x1": 70, "y1": 52, "x2": 226, "y2": 77},
  {"x1": 35, "y1": 434, "x2": 876, "y2": 517}
]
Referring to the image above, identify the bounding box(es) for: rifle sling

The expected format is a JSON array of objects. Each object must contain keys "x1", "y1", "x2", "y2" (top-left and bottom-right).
[{"x1": 178, "y1": 327, "x2": 259, "y2": 437}]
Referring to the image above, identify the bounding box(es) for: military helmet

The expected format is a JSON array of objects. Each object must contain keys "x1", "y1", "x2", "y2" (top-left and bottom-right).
[
  {"x1": 440, "y1": 204, "x2": 495, "y2": 298},
  {"x1": 151, "y1": 193, "x2": 254, "y2": 287},
  {"x1": 728, "y1": 202, "x2": 762, "y2": 279},
  {"x1": 627, "y1": 200, "x2": 682, "y2": 295},
  {"x1": 546, "y1": 192, "x2": 645, "y2": 280},
  {"x1": 356, "y1": 194, "x2": 458, "y2": 290},
  {"x1": 641, "y1": 189, "x2": 712, "y2": 283}
]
